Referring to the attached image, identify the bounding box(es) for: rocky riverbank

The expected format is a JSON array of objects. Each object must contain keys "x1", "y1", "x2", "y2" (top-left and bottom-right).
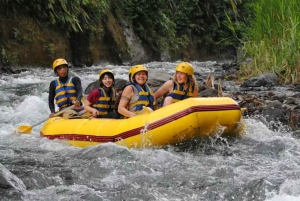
[{"x1": 83, "y1": 62, "x2": 300, "y2": 134}]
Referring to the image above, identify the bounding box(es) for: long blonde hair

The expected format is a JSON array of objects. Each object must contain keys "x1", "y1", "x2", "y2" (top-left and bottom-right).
[{"x1": 172, "y1": 73, "x2": 199, "y2": 92}]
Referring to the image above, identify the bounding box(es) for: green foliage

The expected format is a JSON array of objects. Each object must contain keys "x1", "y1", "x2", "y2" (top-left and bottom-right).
[
  {"x1": 119, "y1": 0, "x2": 251, "y2": 53},
  {"x1": 44, "y1": 43, "x2": 55, "y2": 55},
  {"x1": 0, "y1": 0, "x2": 253, "y2": 65},
  {"x1": 0, "y1": 0, "x2": 110, "y2": 33},
  {"x1": 238, "y1": 0, "x2": 300, "y2": 83},
  {"x1": 119, "y1": 0, "x2": 178, "y2": 52},
  {"x1": 0, "y1": 46, "x2": 10, "y2": 65}
]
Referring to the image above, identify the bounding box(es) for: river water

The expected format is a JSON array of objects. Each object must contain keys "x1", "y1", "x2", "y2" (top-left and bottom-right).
[{"x1": 0, "y1": 61, "x2": 299, "y2": 201}]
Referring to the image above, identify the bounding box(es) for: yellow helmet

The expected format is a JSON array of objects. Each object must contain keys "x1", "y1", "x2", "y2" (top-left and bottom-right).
[
  {"x1": 129, "y1": 65, "x2": 148, "y2": 81},
  {"x1": 52, "y1": 58, "x2": 68, "y2": 70},
  {"x1": 175, "y1": 62, "x2": 194, "y2": 75},
  {"x1": 99, "y1": 69, "x2": 114, "y2": 80}
]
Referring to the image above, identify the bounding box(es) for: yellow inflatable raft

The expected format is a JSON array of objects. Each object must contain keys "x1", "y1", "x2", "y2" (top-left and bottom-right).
[{"x1": 40, "y1": 97, "x2": 245, "y2": 148}]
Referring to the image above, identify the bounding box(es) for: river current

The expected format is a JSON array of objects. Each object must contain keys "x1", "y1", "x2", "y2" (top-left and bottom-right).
[{"x1": 0, "y1": 61, "x2": 299, "y2": 201}]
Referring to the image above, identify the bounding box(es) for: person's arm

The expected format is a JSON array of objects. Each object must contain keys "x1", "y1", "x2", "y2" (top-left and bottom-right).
[
  {"x1": 72, "y1": 76, "x2": 83, "y2": 107},
  {"x1": 84, "y1": 90, "x2": 100, "y2": 117},
  {"x1": 118, "y1": 86, "x2": 135, "y2": 118},
  {"x1": 153, "y1": 80, "x2": 174, "y2": 102},
  {"x1": 48, "y1": 80, "x2": 56, "y2": 117},
  {"x1": 193, "y1": 87, "x2": 199, "y2": 97}
]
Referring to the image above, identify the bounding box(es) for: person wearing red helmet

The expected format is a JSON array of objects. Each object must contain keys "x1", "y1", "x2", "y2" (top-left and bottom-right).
[
  {"x1": 84, "y1": 69, "x2": 119, "y2": 118},
  {"x1": 154, "y1": 62, "x2": 199, "y2": 107},
  {"x1": 118, "y1": 65, "x2": 155, "y2": 118},
  {"x1": 48, "y1": 58, "x2": 83, "y2": 118}
]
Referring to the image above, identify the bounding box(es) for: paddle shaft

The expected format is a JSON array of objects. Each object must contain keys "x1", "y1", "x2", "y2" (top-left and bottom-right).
[
  {"x1": 29, "y1": 105, "x2": 75, "y2": 128},
  {"x1": 30, "y1": 116, "x2": 52, "y2": 128},
  {"x1": 53, "y1": 105, "x2": 75, "y2": 116},
  {"x1": 50, "y1": 105, "x2": 75, "y2": 118}
]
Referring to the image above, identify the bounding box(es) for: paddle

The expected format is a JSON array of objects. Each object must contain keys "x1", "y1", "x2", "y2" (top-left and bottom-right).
[
  {"x1": 137, "y1": 106, "x2": 153, "y2": 115},
  {"x1": 15, "y1": 105, "x2": 75, "y2": 134}
]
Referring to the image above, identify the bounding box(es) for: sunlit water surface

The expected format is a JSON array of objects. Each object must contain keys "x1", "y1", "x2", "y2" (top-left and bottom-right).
[{"x1": 1, "y1": 61, "x2": 300, "y2": 201}]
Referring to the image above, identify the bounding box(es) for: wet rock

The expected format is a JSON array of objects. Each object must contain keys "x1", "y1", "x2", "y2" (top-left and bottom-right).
[
  {"x1": 84, "y1": 81, "x2": 98, "y2": 95},
  {"x1": 147, "y1": 69, "x2": 172, "y2": 92},
  {"x1": 221, "y1": 61, "x2": 238, "y2": 72},
  {"x1": 0, "y1": 66, "x2": 28, "y2": 74},
  {"x1": 294, "y1": 84, "x2": 300, "y2": 92},
  {"x1": 72, "y1": 60, "x2": 85, "y2": 68},
  {"x1": 241, "y1": 73, "x2": 279, "y2": 87},
  {"x1": 114, "y1": 79, "x2": 128, "y2": 90},
  {"x1": 262, "y1": 108, "x2": 288, "y2": 130},
  {"x1": 120, "y1": 19, "x2": 152, "y2": 64},
  {"x1": 290, "y1": 108, "x2": 300, "y2": 131},
  {"x1": 1, "y1": 66, "x2": 17, "y2": 74},
  {"x1": 0, "y1": 163, "x2": 26, "y2": 192},
  {"x1": 199, "y1": 88, "x2": 218, "y2": 97},
  {"x1": 292, "y1": 93, "x2": 300, "y2": 98}
]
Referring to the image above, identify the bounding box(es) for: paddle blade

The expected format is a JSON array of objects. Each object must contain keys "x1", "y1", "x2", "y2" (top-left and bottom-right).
[
  {"x1": 15, "y1": 125, "x2": 33, "y2": 134},
  {"x1": 137, "y1": 106, "x2": 153, "y2": 115}
]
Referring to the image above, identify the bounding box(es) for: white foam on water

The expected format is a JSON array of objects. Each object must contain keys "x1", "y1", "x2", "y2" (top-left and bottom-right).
[{"x1": 1, "y1": 62, "x2": 300, "y2": 201}]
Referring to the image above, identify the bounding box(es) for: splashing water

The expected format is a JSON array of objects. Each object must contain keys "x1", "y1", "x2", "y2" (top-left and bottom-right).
[{"x1": 0, "y1": 62, "x2": 300, "y2": 200}]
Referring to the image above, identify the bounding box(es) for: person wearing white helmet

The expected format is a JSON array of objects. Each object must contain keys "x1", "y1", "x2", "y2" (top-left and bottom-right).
[
  {"x1": 118, "y1": 65, "x2": 155, "y2": 118},
  {"x1": 84, "y1": 69, "x2": 119, "y2": 118},
  {"x1": 154, "y1": 62, "x2": 199, "y2": 107},
  {"x1": 48, "y1": 58, "x2": 83, "y2": 117}
]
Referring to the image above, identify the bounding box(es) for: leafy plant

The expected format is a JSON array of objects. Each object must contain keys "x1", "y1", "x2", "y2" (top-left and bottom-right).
[
  {"x1": 238, "y1": 0, "x2": 300, "y2": 83},
  {"x1": 0, "y1": 0, "x2": 110, "y2": 33},
  {"x1": 120, "y1": 0, "x2": 250, "y2": 54}
]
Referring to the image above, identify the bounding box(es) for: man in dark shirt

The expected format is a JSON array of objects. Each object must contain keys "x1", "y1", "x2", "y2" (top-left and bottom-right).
[{"x1": 48, "y1": 58, "x2": 83, "y2": 118}]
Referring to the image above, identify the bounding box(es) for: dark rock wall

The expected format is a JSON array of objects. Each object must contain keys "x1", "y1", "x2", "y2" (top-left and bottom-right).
[
  {"x1": 0, "y1": 15, "x2": 70, "y2": 67},
  {"x1": 0, "y1": 10, "x2": 236, "y2": 68}
]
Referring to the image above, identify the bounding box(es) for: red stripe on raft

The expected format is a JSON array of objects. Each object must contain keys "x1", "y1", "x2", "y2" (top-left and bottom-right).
[{"x1": 40, "y1": 104, "x2": 240, "y2": 143}]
